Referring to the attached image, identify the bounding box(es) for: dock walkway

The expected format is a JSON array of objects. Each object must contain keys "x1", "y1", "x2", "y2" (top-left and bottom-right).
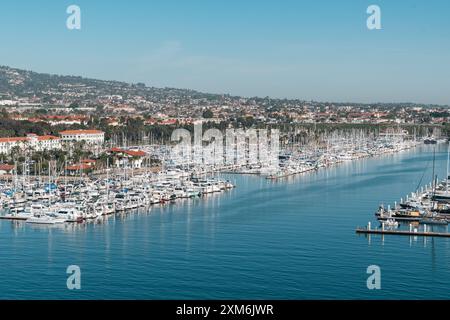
[{"x1": 356, "y1": 228, "x2": 450, "y2": 238}]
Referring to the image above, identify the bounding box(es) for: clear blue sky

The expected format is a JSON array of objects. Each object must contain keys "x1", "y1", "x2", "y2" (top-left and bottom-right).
[{"x1": 1, "y1": 0, "x2": 449, "y2": 104}]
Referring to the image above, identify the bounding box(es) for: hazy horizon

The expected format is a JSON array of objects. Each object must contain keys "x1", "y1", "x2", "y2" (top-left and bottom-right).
[{"x1": 3, "y1": 64, "x2": 450, "y2": 107}]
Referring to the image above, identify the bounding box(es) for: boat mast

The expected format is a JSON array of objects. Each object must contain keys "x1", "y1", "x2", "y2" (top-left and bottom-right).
[
  {"x1": 447, "y1": 142, "x2": 449, "y2": 195},
  {"x1": 432, "y1": 146, "x2": 436, "y2": 198},
  {"x1": 106, "y1": 157, "x2": 109, "y2": 200}
]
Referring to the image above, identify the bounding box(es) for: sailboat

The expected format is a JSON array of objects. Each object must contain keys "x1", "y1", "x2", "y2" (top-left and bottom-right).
[
  {"x1": 431, "y1": 144, "x2": 450, "y2": 203},
  {"x1": 423, "y1": 144, "x2": 449, "y2": 224}
]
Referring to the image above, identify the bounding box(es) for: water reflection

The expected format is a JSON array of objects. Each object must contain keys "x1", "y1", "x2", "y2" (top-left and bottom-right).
[{"x1": 2, "y1": 145, "x2": 450, "y2": 299}]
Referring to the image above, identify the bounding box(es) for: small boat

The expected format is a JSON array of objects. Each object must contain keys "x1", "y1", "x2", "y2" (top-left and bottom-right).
[
  {"x1": 424, "y1": 138, "x2": 437, "y2": 145},
  {"x1": 0, "y1": 211, "x2": 33, "y2": 220},
  {"x1": 53, "y1": 207, "x2": 84, "y2": 222},
  {"x1": 26, "y1": 214, "x2": 65, "y2": 225},
  {"x1": 375, "y1": 205, "x2": 423, "y2": 221},
  {"x1": 225, "y1": 180, "x2": 235, "y2": 189},
  {"x1": 420, "y1": 217, "x2": 449, "y2": 225},
  {"x1": 383, "y1": 218, "x2": 399, "y2": 228}
]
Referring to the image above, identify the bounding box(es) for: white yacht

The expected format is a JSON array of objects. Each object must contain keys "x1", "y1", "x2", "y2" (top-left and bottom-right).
[
  {"x1": 26, "y1": 214, "x2": 66, "y2": 225},
  {"x1": 53, "y1": 207, "x2": 84, "y2": 222}
]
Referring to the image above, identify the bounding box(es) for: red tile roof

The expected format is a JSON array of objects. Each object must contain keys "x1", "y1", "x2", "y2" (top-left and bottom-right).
[
  {"x1": 125, "y1": 150, "x2": 147, "y2": 157},
  {"x1": 37, "y1": 135, "x2": 60, "y2": 141},
  {"x1": 66, "y1": 164, "x2": 92, "y2": 171},
  {"x1": 109, "y1": 148, "x2": 147, "y2": 157},
  {"x1": 0, "y1": 137, "x2": 28, "y2": 143},
  {"x1": 0, "y1": 135, "x2": 60, "y2": 143},
  {"x1": 81, "y1": 159, "x2": 96, "y2": 163},
  {"x1": 42, "y1": 115, "x2": 88, "y2": 120},
  {"x1": 0, "y1": 164, "x2": 14, "y2": 171},
  {"x1": 160, "y1": 119, "x2": 177, "y2": 125},
  {"x1": 60, "y1": 130, "x2": 104, "y2": 135}
]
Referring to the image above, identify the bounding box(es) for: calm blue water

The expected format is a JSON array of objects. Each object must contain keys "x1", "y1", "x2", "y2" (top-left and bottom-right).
[{"x1": 1, "y1": 144, "x2": 450, "y2": 299}]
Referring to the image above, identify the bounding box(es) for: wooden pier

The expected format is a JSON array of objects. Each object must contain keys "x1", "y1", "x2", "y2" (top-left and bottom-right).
[{"x1": 356, "y1": 228, "x2": 450, "y2": 238}]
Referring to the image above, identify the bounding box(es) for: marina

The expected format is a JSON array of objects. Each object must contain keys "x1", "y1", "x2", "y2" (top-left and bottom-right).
[
  {"x1": 1, "y1": 142, "x2": 450, "y2": 299},
  {"x1": 223, "y1": 131, "x2": 422, "y2": 180},
  {"x1": 0, "y1": 132, "x2": 426, "y2": 225},
  {"x1": 2, "y1": 0, "x2": 450, "y2": 304},
  {"x1": 361, "y1": 140, "x2": 450, "y2": 239},
  {"x1": 0, "y1": 169, "x2": 236, "y2": 223}
]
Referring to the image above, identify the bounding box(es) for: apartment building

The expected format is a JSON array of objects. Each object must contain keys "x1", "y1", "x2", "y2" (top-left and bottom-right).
[
  {"x1": 0, "y1": 134, "x2": 61, "y2": 154},
  {"x1": 59, "y1": 129, "x2": 105, "y2": 145}
]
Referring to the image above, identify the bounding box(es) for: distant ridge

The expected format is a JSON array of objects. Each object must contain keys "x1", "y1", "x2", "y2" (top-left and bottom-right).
[{"x1": 0, "y1": 65, "x2": 448, "y2": 108}]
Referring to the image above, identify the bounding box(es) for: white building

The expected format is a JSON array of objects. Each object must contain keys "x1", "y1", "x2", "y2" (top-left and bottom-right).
[
  {"x1": 0, "y1": 134, "x2": 62, "y2": 154},
  {"x1": 59, "y1": 130, "x2": 105, "y2": 145},
  {"x1": 108, "y1": 148, "x2": 147, "y2": 169},
  {"x1": 0, "y1": 100, "x2": 17, "y2": 106}
]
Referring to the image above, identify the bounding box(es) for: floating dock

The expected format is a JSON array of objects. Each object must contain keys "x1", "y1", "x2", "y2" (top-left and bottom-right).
[
  {"x1": 356, "y1": 228, "x2": 450, "y2": 238},
  {"x1": 0, "y1": 216, "x2": 28, "y2": 221}
]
